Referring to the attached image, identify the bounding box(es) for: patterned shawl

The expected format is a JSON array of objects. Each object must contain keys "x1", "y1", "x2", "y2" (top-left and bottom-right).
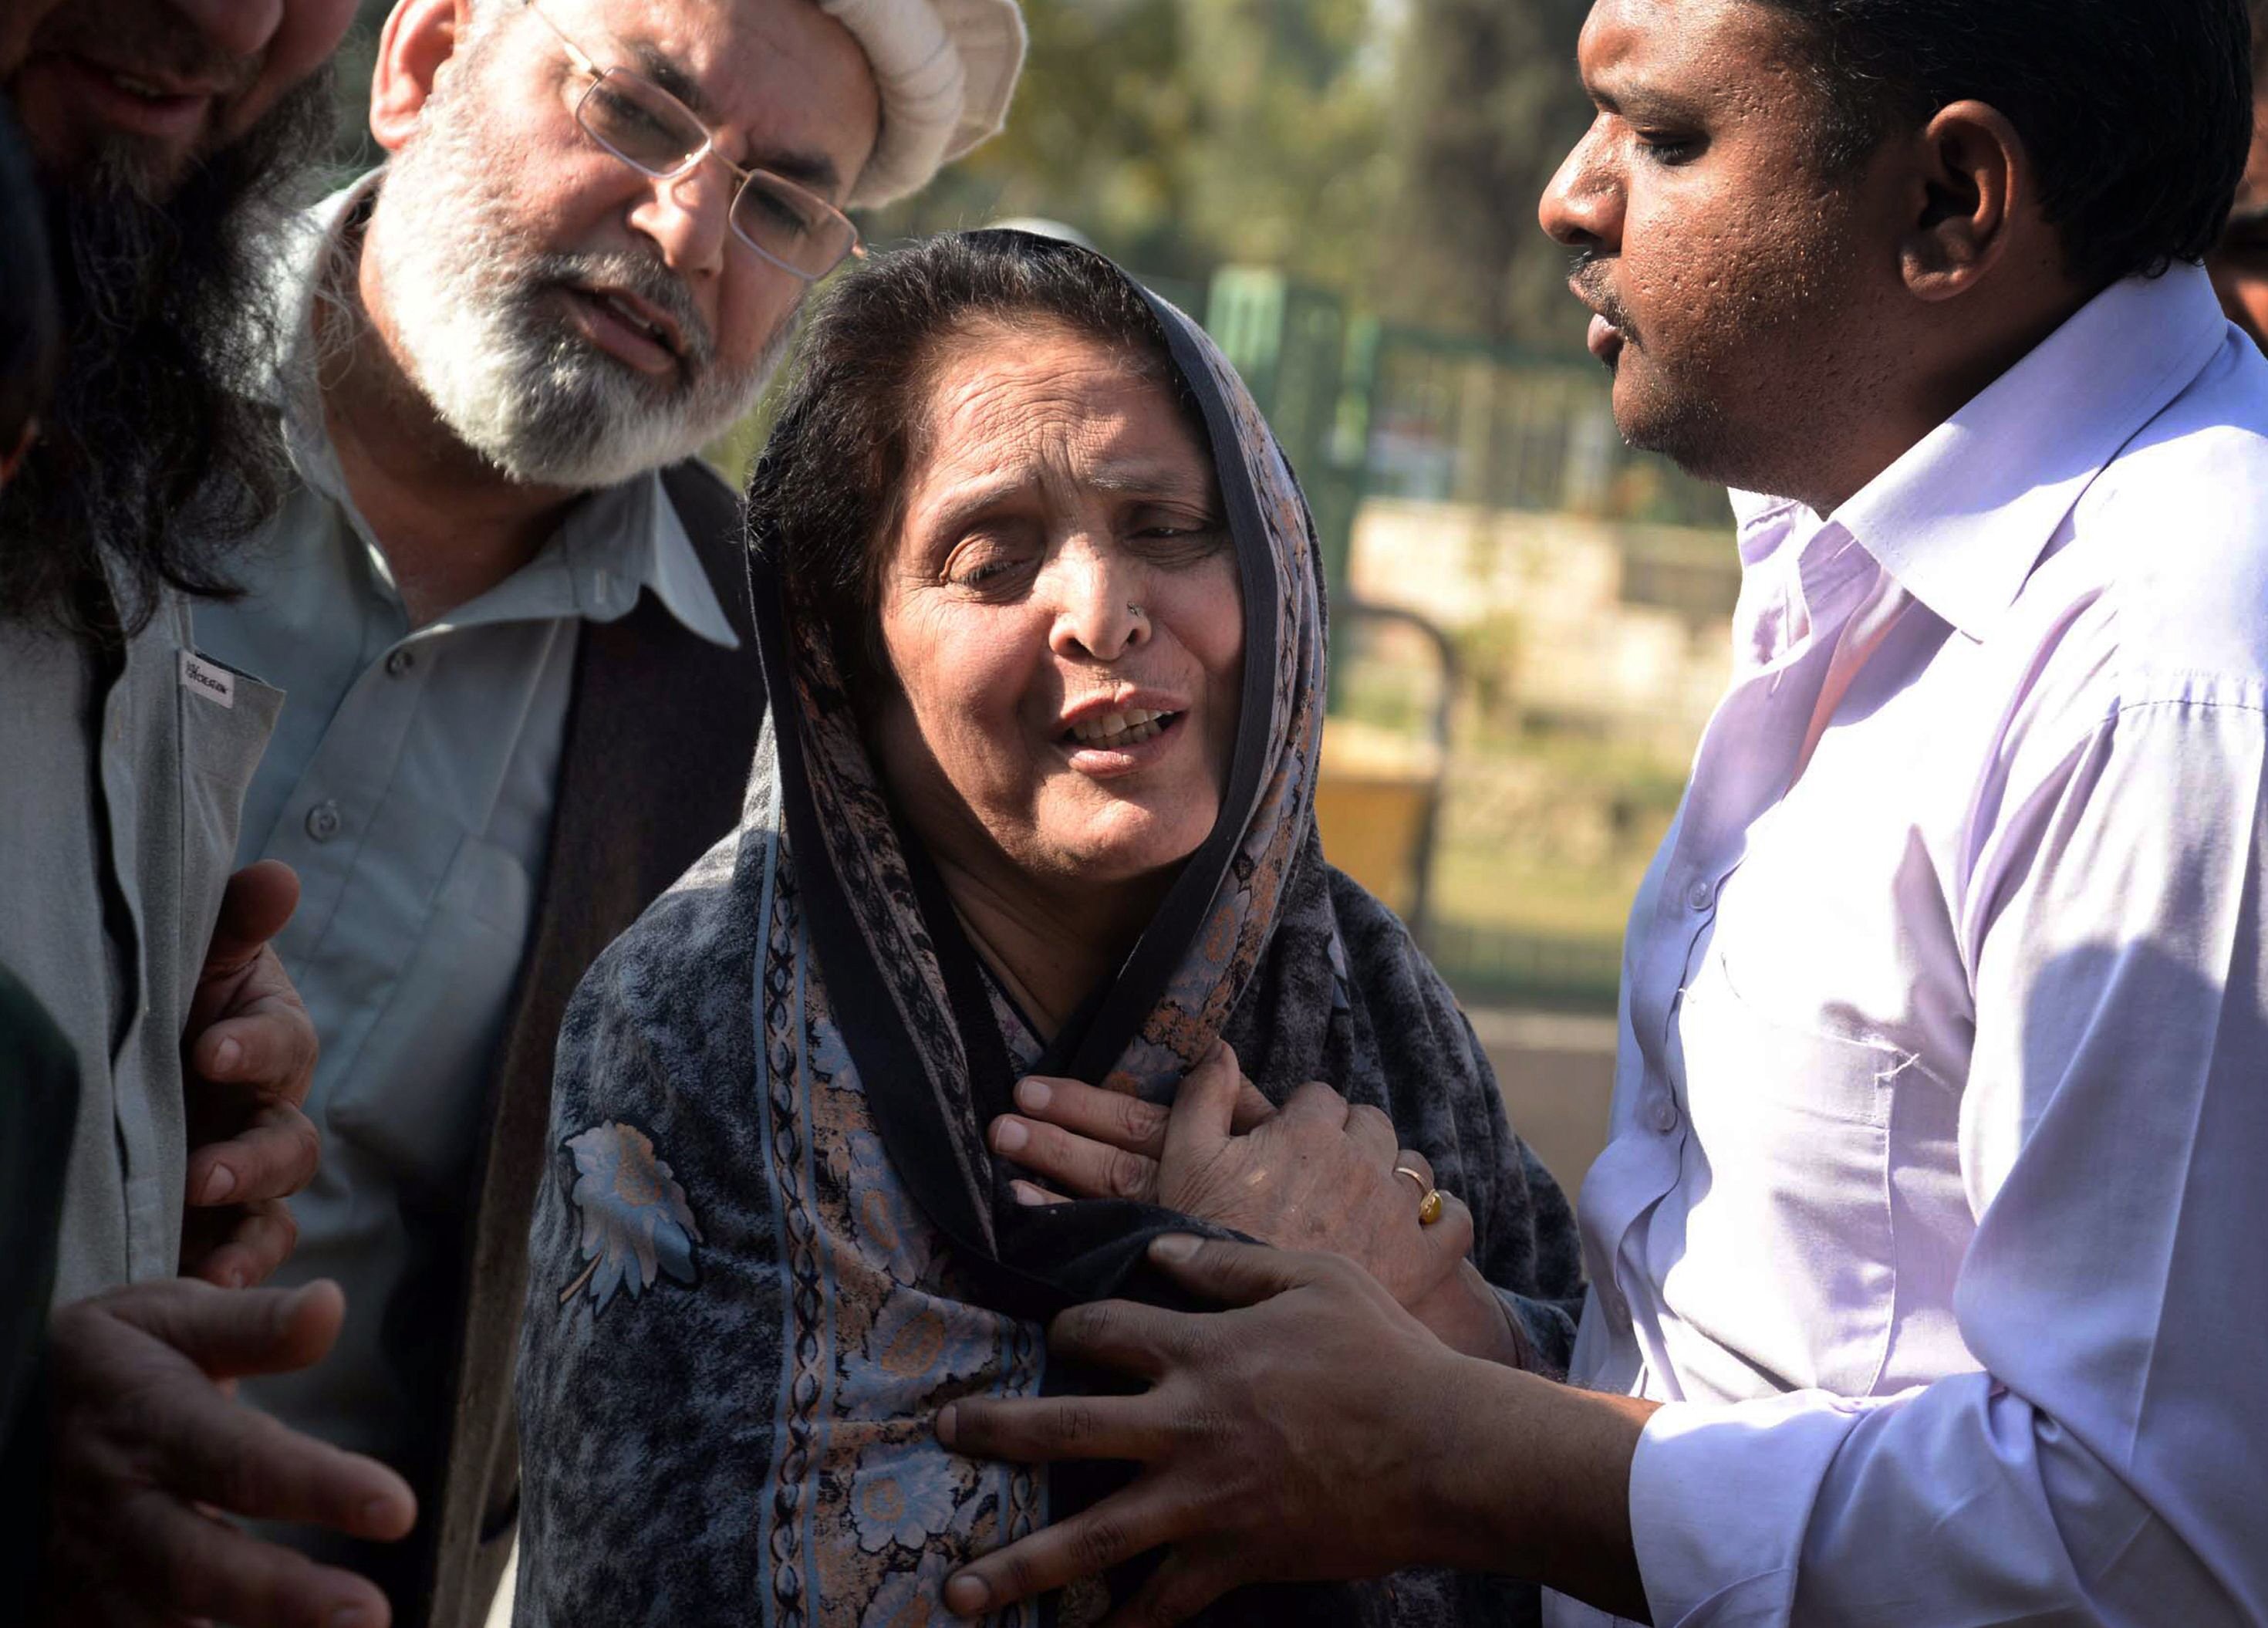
[{"x1": 515, "y1": 258, "x2": 1583, "y2": 1628}]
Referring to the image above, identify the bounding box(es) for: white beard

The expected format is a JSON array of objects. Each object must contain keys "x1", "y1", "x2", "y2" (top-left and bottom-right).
[{"x1": 365, "y1": 86, "x2": 789, "y2": 490}]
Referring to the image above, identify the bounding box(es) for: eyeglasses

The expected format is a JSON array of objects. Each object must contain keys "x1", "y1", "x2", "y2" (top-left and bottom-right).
[{"x1": 521, "y1": 0, "x2": 865, "y2": 283}]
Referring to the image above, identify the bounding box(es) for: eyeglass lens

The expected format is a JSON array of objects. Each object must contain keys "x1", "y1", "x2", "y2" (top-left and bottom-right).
[{"x1": 575, "y1": 69, "x2": 855, "y2": 279}]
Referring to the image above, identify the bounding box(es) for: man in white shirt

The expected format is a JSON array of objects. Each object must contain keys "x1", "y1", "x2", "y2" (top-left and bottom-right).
[{"x1": 935, "y1": 2, "x2": 2268, "y2": 1624}]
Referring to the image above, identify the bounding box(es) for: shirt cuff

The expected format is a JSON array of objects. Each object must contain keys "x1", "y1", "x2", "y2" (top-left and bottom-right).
[{"x1": 1630, "y1": 1390, "x2": 1880, "y2": 1628}]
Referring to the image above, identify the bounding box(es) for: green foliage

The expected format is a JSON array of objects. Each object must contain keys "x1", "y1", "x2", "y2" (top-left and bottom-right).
[
  {"x1": 873, "y1": 0, "x2": 1596, "y2": 350},
  {"x1": 866, "y1": 0, "x2": 1396, "y2": 299},
  {"x1": 1377, "y1": 0, "x2": 1595, "y2": 346}
]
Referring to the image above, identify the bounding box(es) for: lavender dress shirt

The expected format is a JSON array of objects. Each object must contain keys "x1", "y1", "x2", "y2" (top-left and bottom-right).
[{"x1": 1548, "y1": 263, "x2": 2268, "y2": 1627}]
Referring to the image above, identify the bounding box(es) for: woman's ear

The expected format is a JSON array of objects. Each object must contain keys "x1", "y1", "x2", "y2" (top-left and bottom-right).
[
  {"x1": 1898, "y1": 100, "x2": 2027, "y2": 302},
  {"x1": 369, "y1": 0, "x2": 474, "y2": 156}
]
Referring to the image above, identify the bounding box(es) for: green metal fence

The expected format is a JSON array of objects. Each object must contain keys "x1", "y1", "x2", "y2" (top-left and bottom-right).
[
  {"x1": 1198, "y1": 265, "x2": 1726, "y2": 1014},
  {"x1": 1200, "y1": 267, "x2": 1733, "y2": 603}
]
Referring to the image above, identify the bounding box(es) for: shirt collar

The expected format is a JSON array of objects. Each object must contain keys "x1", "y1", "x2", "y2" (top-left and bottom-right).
[
  {"x1": 275, "y1": 174, "x2": 741, "y2": 654},
  {"x1": 585, "y1": 470, "x2": 743, "y2": 650},
  {"x1": 1818, "y1": 263, "x2": 2231, "y2": 640}
]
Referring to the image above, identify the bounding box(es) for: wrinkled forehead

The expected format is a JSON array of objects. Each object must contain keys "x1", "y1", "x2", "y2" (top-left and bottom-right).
[
  {"x1": 505, "y1": 0, "x2": 879, "y2": 195},
  {"x1": 896, "y1": 316, "x2": 1220, "y2": 539}
]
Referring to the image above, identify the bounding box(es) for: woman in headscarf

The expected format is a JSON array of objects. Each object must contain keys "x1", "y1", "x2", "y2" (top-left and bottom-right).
[{"x1": 514, "y1": 231, "x2": 1583, "y2": 1627}]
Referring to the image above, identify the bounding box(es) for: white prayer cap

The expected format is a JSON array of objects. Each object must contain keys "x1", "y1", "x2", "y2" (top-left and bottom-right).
[{"x1": 819, "y1": 0, "x2": 1027, "y2": 207}]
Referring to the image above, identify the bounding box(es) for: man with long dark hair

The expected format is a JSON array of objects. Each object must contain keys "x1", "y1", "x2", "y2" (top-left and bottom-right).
[
  {"x1": 1, "y1": 4, "x2": 422, "y2": 1624},
  {"x1": 944, "y1": 3, "x2": 2268, "y2": 1624}
]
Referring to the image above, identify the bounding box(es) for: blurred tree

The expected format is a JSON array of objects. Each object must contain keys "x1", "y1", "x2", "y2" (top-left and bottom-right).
[
  {"x1": 869, "y1": 0, "x2": 1394, "y2": 299},
  {"x1": 1376, "y1": 0, "x2": 1593, "y2": 349}
]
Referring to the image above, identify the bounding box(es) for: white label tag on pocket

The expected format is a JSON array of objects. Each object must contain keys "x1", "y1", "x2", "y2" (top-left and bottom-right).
[{"x1": 179, "y1": 650, "x2": 236, "y2": 710}]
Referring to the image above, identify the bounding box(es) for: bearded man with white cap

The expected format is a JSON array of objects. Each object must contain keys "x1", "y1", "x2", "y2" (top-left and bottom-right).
[{"x1": 185, "y1": 2, "x2": 1023, "y2": 1623}]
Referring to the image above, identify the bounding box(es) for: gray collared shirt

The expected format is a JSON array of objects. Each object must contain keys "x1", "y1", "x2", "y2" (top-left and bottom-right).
[
  {"x1": 192, "y1": 177, "x2": 737, "y2": 1464},
  {"x1": 3, "y1": 582, "x2": 282, "y2": 1305}
]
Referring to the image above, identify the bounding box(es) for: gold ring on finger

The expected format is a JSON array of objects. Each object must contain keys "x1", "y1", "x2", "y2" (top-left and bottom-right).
[{"x1": 1394, "y1": 1164, "x2": 1446, "y2": 1226}]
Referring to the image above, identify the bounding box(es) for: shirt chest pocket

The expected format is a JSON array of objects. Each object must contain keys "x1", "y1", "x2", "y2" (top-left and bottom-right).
[
  {"x1": 176, "y1": 651, "x2": 285, "y2": 958},
  {"x1": 1657, "y1": 943, "x2": 1914, "y2": 1400}
]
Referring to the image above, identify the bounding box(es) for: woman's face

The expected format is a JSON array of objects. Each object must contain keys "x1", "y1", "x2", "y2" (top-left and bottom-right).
[{"x1": 872, "y1": 321, "x2": 1244, "y2": 900}]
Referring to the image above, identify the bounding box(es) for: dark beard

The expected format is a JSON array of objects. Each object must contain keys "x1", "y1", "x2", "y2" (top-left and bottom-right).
[{"x1": 0, "y1": 65, "x2": 335, "y2": 642}]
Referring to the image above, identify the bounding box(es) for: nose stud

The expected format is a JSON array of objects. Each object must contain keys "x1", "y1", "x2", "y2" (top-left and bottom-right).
[{"x1": 1126, "y1": 602, "x2": 1146, "y2": 621}]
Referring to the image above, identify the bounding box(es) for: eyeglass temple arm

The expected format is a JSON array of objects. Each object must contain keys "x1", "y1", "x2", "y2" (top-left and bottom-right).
[{"x1": 521, "y1": 0, "x2": 601, "y2": 79}]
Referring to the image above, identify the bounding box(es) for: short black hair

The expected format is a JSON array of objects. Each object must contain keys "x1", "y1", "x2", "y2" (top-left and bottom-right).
[
  {"x1": 747, "y1": 230, "x2": 1202, "y2": 696},
  {"x1": 1754, "y1": 0, "x2": 2255, "y2": 290},
  {"x1": 0, "y1": 102, "x2": 58, "y2": 463}
]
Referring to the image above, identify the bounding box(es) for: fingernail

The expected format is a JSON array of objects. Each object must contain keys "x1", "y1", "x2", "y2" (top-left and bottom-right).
[
  {"x1": 214, "y1": 1038, "x2": 242, "y2": 1076},
  {"x1": 993, "y1": 1117, "x2": 1029, "y2": 1154},
  {"x1": 200, "y1": 1166, "x2": 238, "y2": 1204},
  {"x1": 1011, "y1": 1180, "x2": 1047, "y2": 1207},
  {"x1": 359, "y1": 1495, "x2": 400, "y2": 1531},
  {"x1": 943, "y1": 1573, "x2": 989, "y2": 1615},
  {"x1": 935, "y1": 1403, "x2": 959, "y2": 1447},
  {"x1": 1015, "y1": 1076, "x2": 1051, "y2": 1110},
  {"x1": 1149, "y1": 1232, "x2": 1200, "y2": 1263}
]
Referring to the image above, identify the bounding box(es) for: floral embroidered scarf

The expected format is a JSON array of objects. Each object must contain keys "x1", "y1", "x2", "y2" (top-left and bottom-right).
[{"x1": 515, "y1": 243, "x2": 1583, "y2": 1628}]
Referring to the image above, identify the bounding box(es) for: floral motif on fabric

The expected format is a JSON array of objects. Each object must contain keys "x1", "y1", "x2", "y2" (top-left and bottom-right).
[
  {"x1": 754, "y1": 867, "x2": 1047, "y2": 1626},
  {"x1": 556, "y1": 1121, "x2": 702, "y2": 1313}
]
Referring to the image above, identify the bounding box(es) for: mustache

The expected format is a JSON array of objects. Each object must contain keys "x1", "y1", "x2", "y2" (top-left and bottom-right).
[
  {"x1": 529, "y1": 249, "x2": 716, "y2": 370},
  {"x1": 1567, "y1": 248, "x2": 1638, "y2": 344}
]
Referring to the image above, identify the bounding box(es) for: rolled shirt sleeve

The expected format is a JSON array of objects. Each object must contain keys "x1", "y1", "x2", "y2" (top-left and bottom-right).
[{"x1": 1628, "y1": 682, "x2": 2268, "y2": 1627}]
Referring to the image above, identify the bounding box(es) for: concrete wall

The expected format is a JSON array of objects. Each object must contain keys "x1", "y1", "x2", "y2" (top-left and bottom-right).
[{"x1": 1346, "y1": 498, "x2": 1738, "y2": 755}]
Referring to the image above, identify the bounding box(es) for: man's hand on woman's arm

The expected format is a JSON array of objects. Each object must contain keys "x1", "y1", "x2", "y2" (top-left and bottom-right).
[
  {"x1": 938, "y1": 1235, "x2": 1654, "y2": 1626},
  {"x1": 180, "y1": 860, "x2": 322, "y2": 1288},
  {"x1": 988, "y1": 1043, "x2": 1530, "y2": 1367}
]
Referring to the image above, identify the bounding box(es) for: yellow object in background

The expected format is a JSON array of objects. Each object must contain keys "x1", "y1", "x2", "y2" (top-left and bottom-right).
[{"x1": 1315, "y1": 718, "x2": 1444, "y2": 924}]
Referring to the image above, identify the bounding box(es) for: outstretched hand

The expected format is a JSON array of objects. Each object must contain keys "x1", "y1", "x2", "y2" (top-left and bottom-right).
[
  {"x1": 939, "y1": 1235, "x2": 1468, "y2": 1625},
  {"x1": 939, "y1": 1236, "x2": 1653, "y2": 1626},
  {"x1": 42, "y1": 1277, "x2": 417, "y2": 1627},
  {"x1": 988, "y1": 1042, "x2": 1526, "y2": 1364},
  {"x1": 181, "y1": 860, "x2": 322, "y2": 1286}
]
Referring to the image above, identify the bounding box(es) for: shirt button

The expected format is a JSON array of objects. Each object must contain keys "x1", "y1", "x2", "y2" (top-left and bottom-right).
[
  {"x1": 1645, "y1": 1093, "x2": 1682, "y2": 1133},
  {"x1": 1684, "y1": 877, "x2": 1716, "y2": 912},
  {"x1": 384, "y1": 647, "x2": 416, "y2": 677},
  {"x1": 304, "y1": 800, "x2": 343, "y2": 843}
]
